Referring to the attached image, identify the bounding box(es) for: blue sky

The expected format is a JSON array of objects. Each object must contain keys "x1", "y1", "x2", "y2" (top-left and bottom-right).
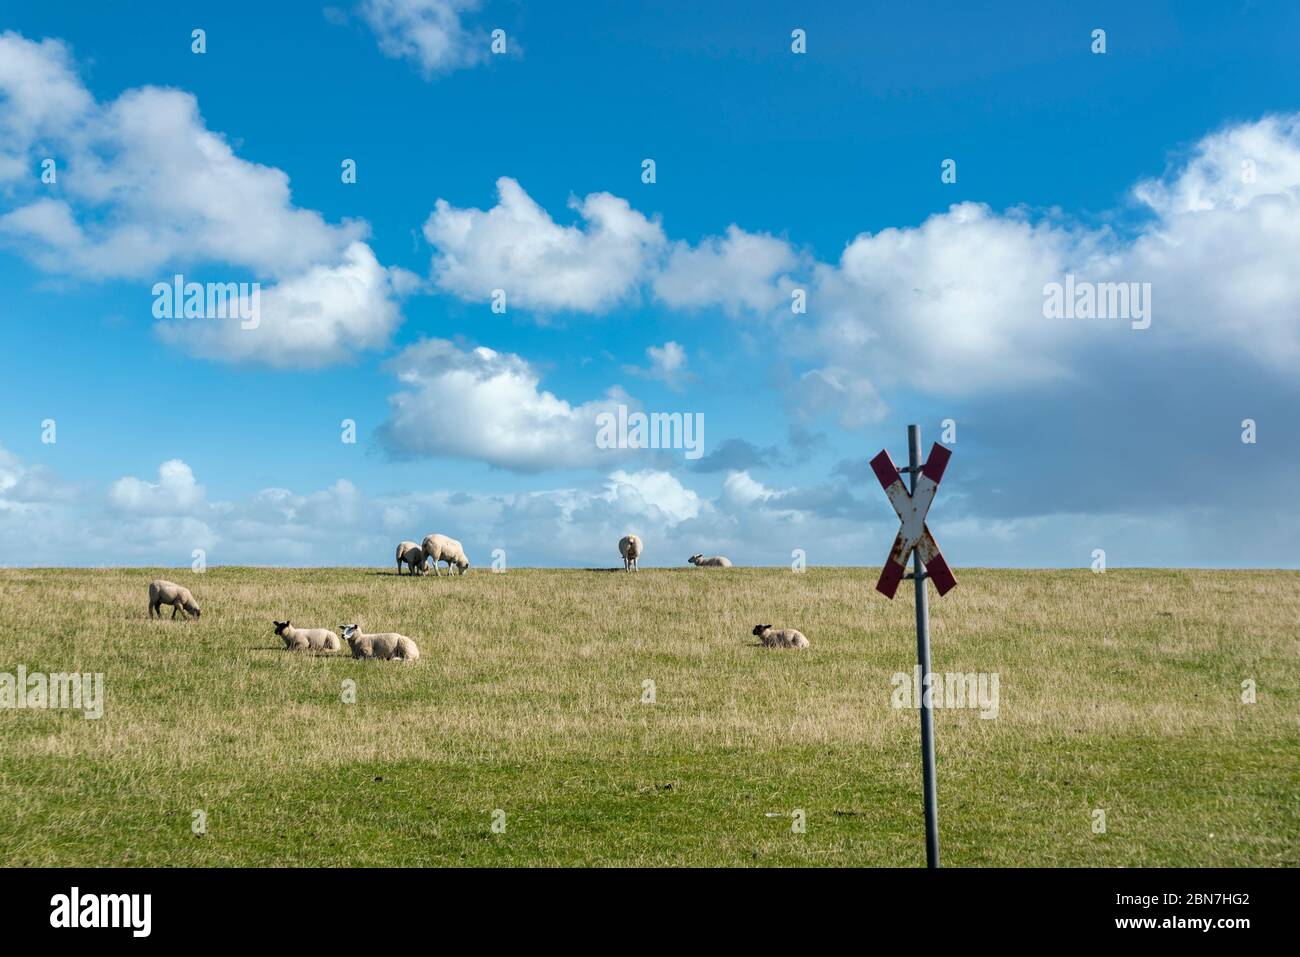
[{"x1": 1, "y1": 0, "x2": 1298, "y2": 568}]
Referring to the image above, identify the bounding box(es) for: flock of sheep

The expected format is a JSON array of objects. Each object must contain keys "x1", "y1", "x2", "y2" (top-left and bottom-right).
[
  {"x1": 144, "y1": 530, "x2": 809, "y2": 658},
  {"x1": 149, "y1": 579, "x2": 424, "y2": 661}
]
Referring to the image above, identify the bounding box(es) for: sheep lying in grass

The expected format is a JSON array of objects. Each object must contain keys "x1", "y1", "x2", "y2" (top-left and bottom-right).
[
  {"x1": 421, "y1": 534, "x2": 470, "y2": 576},
  {"x1": 688, "y1": 554, "x2": 732, "y2": 568},
  {"x1": 148, "y1": 580, "x2": 201, "y2": 620},
  {"x1": 619, "y1": 534, "x2": 643, "y2": 572},
  {"x1": 341, "y1": 624, "x2": 420, "y2": 661},
  {"x1": 396, "y1": 540, "x2": 427, "y2": 576},
  {"x1": 273, "y1": 620, "x2": 341, "y2": 652},
  {"x1": 752, "y1": 624, "x2": 809, "y2": 649}
]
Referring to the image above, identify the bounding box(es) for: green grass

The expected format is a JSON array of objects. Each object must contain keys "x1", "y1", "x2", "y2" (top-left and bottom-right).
[{"x1": 0, "y1": 566, "x2": 1295, "y2": 866}]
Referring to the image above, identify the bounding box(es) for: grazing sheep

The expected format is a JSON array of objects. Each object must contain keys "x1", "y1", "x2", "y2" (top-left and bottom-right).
[
  {"x1": 752, "y1": 624, "x2": 809, "y2": 649},
  {"x1": 341, "y1": 624, "x2": 420, "y2": 662},
  {"x1": 148, "y1": 580, "x2": 201, "y2": 620},
  {"x1": 273, "y1": 620, "x2": 341, "y2": 653},
  {"x1": 688, "y1": 554, "x2": 733, "y2": 568},
  {"x1": 395, "y1": 540, "x2": 427, "y2": 576},
  {"x1": 619, "y1": 534, "x2": 643, "y2": 572},
  {"x1": 421, "y1": 534, "x2": 470, "y2": 576}
]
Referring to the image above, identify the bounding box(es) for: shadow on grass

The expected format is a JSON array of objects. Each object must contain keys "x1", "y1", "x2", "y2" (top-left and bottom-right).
[
  {"x1": 362, "y1": 572, "x2": 471, "y2": 578},
  {"x1": 249, "y1": 646, "x2": 351, "y2": 658}
]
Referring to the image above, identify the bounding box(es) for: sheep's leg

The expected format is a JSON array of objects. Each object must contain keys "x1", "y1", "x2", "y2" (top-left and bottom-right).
[
  {"x1": 149, "y1": 601, "x2": 157, "y2": 619},
  {"x1": 397, "y1": 560, "x2": 403, "y2": 576},
  {"x1": 171, "y1": 603, "x2": 180, "y2": 620}
]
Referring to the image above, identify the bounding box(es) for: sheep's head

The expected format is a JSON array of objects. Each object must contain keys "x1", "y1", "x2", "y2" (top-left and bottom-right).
[
  {"x1": 273, "y1": 620, "x2": 289, "y2": 635},
  {"x1": 341, "y1": 624, "x2": 360, "y2": 643},
  {"x1": 457, "y1": 559, "x2": 470, "y2": 574},
  {"x1": 187, "y1": 602, "x2": 201, "y2": 619},
  {"x1": 752, "y1": 624, "x2": 770, "y2": 637},
  {"x1": 688, "y1": 554, "x2": 702, "y2": 565}
]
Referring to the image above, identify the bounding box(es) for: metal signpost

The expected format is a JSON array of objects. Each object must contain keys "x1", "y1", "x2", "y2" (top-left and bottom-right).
[{"x1": 869, "y1": 425, "x2": 956, "y2": 869}]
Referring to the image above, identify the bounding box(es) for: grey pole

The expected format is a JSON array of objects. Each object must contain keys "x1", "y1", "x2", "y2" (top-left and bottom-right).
[{"x1": 909, "y1": 423, "x2": 941, "y2": 868}]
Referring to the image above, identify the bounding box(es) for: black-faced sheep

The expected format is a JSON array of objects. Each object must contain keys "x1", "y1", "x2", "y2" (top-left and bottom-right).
[
  {"x1": 273, "y1": 620, "x2": 341, "y2": 652},
  {"x1": 688, "y1": 554, "x2": 733, "y2": 568},
  {"x1": 341, "y1": 624, "x2": 421, "y2": 661},
  {"x1": 148, "y1": 580, "x2": 201, "y2": 620}
]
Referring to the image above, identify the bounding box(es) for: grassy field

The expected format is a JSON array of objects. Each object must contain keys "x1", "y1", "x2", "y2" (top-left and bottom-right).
[{"x1": 0, "y1": 566, "x2": 1295, "y2": 867}]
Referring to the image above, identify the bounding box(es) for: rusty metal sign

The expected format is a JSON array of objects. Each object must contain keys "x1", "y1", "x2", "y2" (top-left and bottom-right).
[
  {"x1": 871, "y1": 425, "x2": 954, "y2": 869},
  {"x1": 870, "y1": 441, "x2": 957, "y2": 598}
]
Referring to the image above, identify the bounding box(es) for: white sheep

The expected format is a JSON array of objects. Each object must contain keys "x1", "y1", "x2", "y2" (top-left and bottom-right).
[
  {"x1": 395, "y1": 540, "x2": 427, "y2": 576},
  {"x1": 752, "y1": 624, "x2": 809, "y2": 649},
  {"x1": 341, "y1": 624, "x2": 421, "y2": 661},
  {"x1": 273, "y1": 620, "x2": 341, "y2": 652},
  {"x1": 688, "y1": 554, "x2": 733, "y2": 568},
  {"x1": 619, "y1": 534, "x2": 643, "y2": 572},
  {"x1": 148, "y1": 579, "x2": 201, "y2": 620},
  {"x1": 421, "y1": 534, "x2": 470, "y2": 576}
]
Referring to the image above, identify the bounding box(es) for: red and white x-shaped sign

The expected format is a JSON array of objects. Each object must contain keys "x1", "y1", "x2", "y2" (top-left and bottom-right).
[{"x1": 870, "y1": 443, "x2": 957, "y2": 599}]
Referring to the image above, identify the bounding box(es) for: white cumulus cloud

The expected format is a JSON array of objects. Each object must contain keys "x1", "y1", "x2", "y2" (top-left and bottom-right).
[
  {"x1": 109, "y1": 459, "x2": 205, "y2": 514},
  {"x1": 624, "y1": 340, "x2": 690, "y2": 390},
  {"x1": 423, "y1": 176, "x2": 666, "y2": 312},
  {"x1": 379, "y1": 337, "x2": 642, "y2": 472},
  {"x1": 602, "y1": 469, "x2": 702, "y2": 525},
  {"x1": 790, "y1": 114, "x2": 1300, "y2": 418},
  {"x1": 0, "y1": 31, "x2": 410, "y2": 367},
  {"x1": 157, "y1": 243, "x2": 415, "y2": 367},
  {"x1": 653, "y1": 224, "x2": 800, "y2": 315},
  {"x1": 358, "y1": 0, "x2": 489, "y2": 76}
]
